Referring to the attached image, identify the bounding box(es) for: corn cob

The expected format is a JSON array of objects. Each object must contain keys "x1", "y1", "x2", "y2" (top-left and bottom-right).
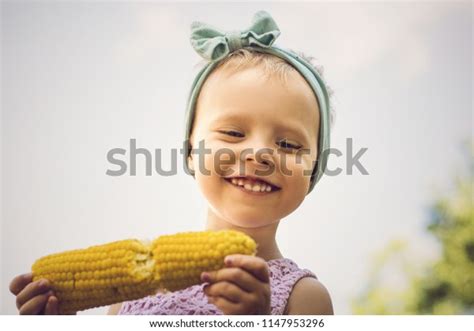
[{"x1": 31, "y1": 230, "x2": 257, "y2": 314}]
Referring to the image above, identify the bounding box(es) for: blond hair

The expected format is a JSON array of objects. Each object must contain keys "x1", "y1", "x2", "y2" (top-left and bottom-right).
[{"x1": 194, "y1": 47, "x2": 336, "y2": 129}]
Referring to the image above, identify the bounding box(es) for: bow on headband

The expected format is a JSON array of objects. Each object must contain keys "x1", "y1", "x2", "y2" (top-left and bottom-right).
[{"x1": 190, "y1": 10, "x2": 281, "y2": 61}]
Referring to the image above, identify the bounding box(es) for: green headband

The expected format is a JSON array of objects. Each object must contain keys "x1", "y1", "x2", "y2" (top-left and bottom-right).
[{"x1": 183, "y1": 10, "x2": 330, "y2": 195}]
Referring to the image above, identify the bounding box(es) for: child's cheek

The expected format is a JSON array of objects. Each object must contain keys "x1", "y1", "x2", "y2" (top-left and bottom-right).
[
  {"x1": 282, "y1": 153, "x2": 314, "y2": 182},
  {"x1": 206, "y1": 140, "x2": 234, "y2": 177}
]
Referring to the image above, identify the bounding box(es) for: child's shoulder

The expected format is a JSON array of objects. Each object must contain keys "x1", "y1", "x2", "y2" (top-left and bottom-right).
[{"x1": 285, "y1": 277, "x2": 334, "y2": 315}]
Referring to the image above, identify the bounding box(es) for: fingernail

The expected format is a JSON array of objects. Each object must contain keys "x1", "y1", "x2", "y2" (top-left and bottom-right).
[
  {"x1": 224, "y1": 256, "x2": 233, "y2": 265},
  {"x1": 39, "y1": 280, "x2": 48, "y2": 286},
  {"x1": 201, "y1": 272, "x2": 210, "y2": 282}
]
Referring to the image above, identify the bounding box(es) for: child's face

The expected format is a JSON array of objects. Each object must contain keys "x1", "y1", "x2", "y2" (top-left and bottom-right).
[{"x1": 188, "y1": 65, "x2": 319, "y2": 228}]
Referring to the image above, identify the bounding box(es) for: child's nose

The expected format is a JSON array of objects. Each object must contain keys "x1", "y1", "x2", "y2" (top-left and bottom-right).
[{"x1": 240, "y1": 146, "x2": 275, "y2": 170}]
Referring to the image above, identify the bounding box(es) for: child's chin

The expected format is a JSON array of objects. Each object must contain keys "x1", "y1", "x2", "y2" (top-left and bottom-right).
[{"x1": 224, "y1": 209, "x2": 277, "y2": 228}]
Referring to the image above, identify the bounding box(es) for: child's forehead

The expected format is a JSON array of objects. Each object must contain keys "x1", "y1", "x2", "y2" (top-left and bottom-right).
[
  {"x1": 199, "y1": 66, "x2": 319, "y2": 120},
  {"x1": 195, "y1": 65, "x2": 320, "y2": 141}
]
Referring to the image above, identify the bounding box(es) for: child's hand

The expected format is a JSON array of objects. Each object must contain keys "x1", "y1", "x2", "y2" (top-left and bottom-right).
[
  {"x1": 9, "y1": 273, "x2": 66, "y2": 315},
  {"x1": 201, "y1": 254, "x2": 271, "y2": 315}
]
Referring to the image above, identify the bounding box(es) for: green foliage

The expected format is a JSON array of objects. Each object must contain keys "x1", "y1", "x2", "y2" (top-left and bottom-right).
[{"x1": 352, "y1": 141, "x2": 474, "y2": 314}]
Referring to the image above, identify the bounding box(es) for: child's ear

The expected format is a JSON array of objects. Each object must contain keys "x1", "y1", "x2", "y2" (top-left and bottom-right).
[
  {"x1": 187, "y1": 144, "x2": 195, "y2": 172},
  {"x1": 187, "y1": 154, "x2": 195, "y2": 172}
]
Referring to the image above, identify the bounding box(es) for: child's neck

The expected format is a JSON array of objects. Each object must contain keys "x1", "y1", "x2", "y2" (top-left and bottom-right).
[{"x1": 205, "y1": 210, "x2": 284, "y2": 262}]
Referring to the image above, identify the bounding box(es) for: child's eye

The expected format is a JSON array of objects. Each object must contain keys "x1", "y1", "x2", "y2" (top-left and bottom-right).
[
  {"x1": 278, "y1": 138, "x2": 302, "y2": 150},
  {"x1": 219, "y1": 130, "x2": 244, "y2": 138}
]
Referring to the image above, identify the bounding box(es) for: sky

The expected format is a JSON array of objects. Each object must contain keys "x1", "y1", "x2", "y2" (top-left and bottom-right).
[{"x1": 1, "y1": 1, "x2": 472, "y2": 315}]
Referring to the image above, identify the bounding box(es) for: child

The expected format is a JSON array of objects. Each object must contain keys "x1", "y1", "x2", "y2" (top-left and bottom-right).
[{"x1": 9, "y1": 10, "x2": 334, "y2": 315}]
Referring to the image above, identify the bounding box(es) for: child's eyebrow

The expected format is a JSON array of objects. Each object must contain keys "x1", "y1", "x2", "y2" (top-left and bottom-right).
[
  {"x1": 209, "y1": 112, "x2": 246, "y2": 124},
  {"x1": 209, "y1": 112, "x2": 312, "y2": 146}
]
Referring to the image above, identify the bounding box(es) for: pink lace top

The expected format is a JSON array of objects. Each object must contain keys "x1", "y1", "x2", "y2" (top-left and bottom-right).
[{"x1": 118, "y1": 257, "x2": 317, "y2": 315}]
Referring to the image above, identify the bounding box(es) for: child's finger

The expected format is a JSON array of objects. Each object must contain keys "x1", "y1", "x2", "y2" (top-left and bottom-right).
[
  {"x1": 18, "y1": 293, "x2": 50, "y2": 315},
  {"x1": 208, "y1": 295, "x2": 241, "y2": 315},
  {"x1": 224, "y1": 255, "x2": 269, "y2": 283},
  {"x1": 9, "y1": 273, "x2": 33, "y2": 295},
  {"x1": 16, "y1": 280, "x2": 51, "y2": 309},
  {"x1": 202, "y1": 268, "x2": 256, "y2": 293},
  {"x1": 44, "y1": 295, "x2": 59, "y2": 315},
  {"x1": 204, "y1": 281, "x2": 243, "y2": 303}
]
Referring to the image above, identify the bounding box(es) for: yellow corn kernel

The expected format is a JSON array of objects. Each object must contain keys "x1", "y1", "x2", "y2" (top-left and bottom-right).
[
  {"x1": 32, "y1": 230, "x2": 257, "y2": 314},
  {"x1": 151, "y1": 230, "x2": 257, "y2": 291}
]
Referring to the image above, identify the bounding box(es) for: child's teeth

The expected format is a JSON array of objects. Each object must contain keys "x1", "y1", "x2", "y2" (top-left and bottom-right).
[{"x1": 228, "y1": 177, "x2": 274, "y2": 192}]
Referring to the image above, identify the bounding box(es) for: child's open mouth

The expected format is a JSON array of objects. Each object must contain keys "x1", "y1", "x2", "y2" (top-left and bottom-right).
[{"x1": 223, "y1": 176, "x2": 281, "y2": 195}]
